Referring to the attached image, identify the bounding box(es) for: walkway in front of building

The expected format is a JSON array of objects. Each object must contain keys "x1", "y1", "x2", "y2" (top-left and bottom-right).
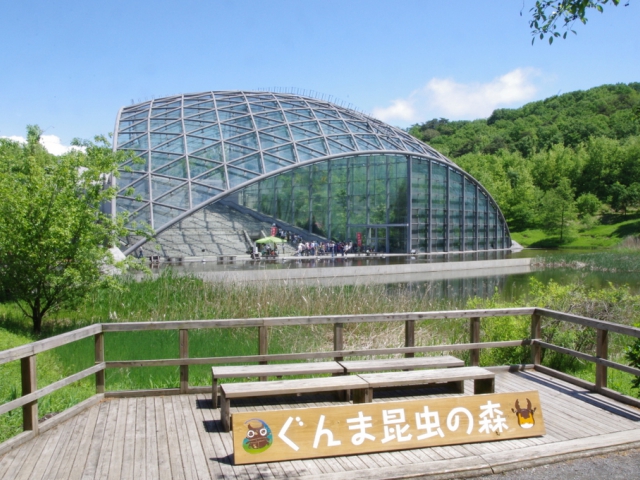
[{"x1": 1, "y1": 369, "x2": 640, "y2": 480}]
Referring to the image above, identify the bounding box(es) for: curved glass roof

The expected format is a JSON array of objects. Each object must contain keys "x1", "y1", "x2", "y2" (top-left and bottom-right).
[{"x1": 114, "y1": 91, "x2": 453, "y2": 233}]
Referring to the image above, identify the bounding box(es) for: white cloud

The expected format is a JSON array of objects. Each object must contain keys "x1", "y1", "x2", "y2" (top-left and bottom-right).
[
  {"x1": 372, "y1": 68, "x2": 540, "y2": 124},
  {"x1": 1, "y1": 134, "x2": 84, "y2": 155}
]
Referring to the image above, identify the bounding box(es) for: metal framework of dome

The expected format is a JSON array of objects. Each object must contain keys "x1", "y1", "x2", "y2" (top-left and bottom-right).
[{"x1": 113, "y1": 91, "x2": 511, "y2": 256}]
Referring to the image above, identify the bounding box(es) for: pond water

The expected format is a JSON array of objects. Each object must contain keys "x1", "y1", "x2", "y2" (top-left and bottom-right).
[{"x1": 157, "y1": 248, "x2": 640, "y2": 303}]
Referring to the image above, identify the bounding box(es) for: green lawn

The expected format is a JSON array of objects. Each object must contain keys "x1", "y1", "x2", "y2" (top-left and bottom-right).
[{"x1": 512, "y1": 213, "x2": 640, "y2": 248}]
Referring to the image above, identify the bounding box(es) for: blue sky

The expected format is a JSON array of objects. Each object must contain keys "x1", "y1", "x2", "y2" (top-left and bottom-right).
[{"x1": 1, "y1": 1, "x2": 638, "y2": 153}]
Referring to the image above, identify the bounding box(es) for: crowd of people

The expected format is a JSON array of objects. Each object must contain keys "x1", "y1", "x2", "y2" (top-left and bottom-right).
[{"x1": 252, "y1": 226, "x2": 373, "y2": 259}]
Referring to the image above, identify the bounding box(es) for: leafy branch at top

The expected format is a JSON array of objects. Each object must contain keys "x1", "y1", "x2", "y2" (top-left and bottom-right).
[{"x1": 527, "y1": 0, "x2": 626, "y2": 44}]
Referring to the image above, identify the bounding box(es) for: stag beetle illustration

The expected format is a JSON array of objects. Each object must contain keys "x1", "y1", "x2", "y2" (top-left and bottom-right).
[{"x1": 511, "y1": 398, "x2": 536, "y2": 429}]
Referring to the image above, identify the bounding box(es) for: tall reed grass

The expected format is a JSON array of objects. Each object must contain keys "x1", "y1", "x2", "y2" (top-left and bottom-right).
[{"x1": 1, "y1": 271, "x2": 639, "y2": 445}]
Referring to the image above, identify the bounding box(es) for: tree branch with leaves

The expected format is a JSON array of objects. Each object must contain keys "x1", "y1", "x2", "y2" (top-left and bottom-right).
[{"x1": 528, "y1": 0, "x2": 627, "y2": 44}]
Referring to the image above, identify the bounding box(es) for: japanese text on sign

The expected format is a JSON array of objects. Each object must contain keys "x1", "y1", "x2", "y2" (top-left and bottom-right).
[{"x1": 232, "y1": 391, "x2": 544, "y2": 464}]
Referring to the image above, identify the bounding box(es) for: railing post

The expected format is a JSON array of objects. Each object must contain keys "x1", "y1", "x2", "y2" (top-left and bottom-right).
[
  {"x1": 21, "y1": 355, "x2": 38, "y2": 433},
  {"x1": 531, "y1": 313, "x2": 541, "y2": 365},
  {"x1": 179, "y1": 329, "x2": 189, "y2": 394},
  {"x1": 596, "y1": 328, "x2": 608, "y2": 391},
  {"x1": 333, "y1": 323, "x2": 344, "y2": 362},
  {"x1": 95, "y1": 332, "x2": 105, "y2": 394},
  {"x1": 259, "y1": 326, "x2": 268, "y2": 381},
  {"x1": 469, "y1": 317, "x2": 480, "y2": 366},
  {"x1": 404, "y1": 320, "x2": 415, "y2": 358}
]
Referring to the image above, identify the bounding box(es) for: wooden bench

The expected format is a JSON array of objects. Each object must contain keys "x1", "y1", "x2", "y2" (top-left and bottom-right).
[
  {"x1": 219, "y1": 366, "x2": 495, "y2": 432},
  {"x1": 354, "y1": 366, "x2": 495, "y2": 403},
  {"x1": 212, "y1": 362, "x2": 344, "y2": 408},
  {"x1": 338, "y1": 355, "x2": 464, "y2": 373},
  {"x1": 219, "y1": 375, "x2": 370, "y2": 432}
]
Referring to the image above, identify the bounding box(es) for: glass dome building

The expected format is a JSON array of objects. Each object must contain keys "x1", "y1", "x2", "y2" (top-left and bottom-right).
[{"x1": 112, "y1": 91, "x2": 511, "y2": 257}]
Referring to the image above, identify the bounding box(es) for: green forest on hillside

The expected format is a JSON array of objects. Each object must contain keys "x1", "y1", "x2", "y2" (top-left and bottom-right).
[{"x1": 408, "y1": 83, "x2": 640, "y2": 246}]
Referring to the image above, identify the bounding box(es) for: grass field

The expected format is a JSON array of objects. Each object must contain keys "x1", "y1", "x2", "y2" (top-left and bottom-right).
[
  {"x1": 511, "y1": 212, "x2": 640, "y2": 248},
  {"x1": 1, "y1": 272, "x2": 640, "y2": 444}
]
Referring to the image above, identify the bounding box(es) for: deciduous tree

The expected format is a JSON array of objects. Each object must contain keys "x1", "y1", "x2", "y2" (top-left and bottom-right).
[{"x1": 0, "y1": 126, "x2": 135, "y2": 334}]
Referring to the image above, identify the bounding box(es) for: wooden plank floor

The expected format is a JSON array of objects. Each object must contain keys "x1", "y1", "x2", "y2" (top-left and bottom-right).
[{"x1": 2, "y1": 369, "x2": 640, "y2": 480}]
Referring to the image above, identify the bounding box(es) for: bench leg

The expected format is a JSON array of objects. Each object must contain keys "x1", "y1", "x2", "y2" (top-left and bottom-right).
[
  {"x1": 221, "y1": 392, "x2": 231, "y2": 432},
  {"x1": 336, "y1": 389, "x2": 351, "y2": 402},
  {"x1": 474, "y1": 378, "x2": 495, "y2": 394},
  {"x1": 352, "y1": 388, "x2": 373, "y2": 404},
  {"x1": 212, "y1": 377, "x2": 218, "y2": 409},
  {"x1": 448, "y1": 380, "x2": 464, "y2": 394}
]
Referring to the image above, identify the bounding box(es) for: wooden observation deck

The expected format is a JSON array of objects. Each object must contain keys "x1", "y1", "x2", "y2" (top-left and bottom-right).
[{"x1": 1, "y1": 308, "x2": 640, "y2": 479}]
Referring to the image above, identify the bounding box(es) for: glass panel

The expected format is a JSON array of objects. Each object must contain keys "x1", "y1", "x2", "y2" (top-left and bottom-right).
[
  {"x1": 191, "y1": 100, "x2": 214, "y2": 109},
  {"x1": 121, "y1": 152, "x2": 149, "y2": 172},
  {"x1": 330, "y1": 135, "x2": 356, "y2": 150},
  {"x1": 249, "y1": 103, "x2": 276, "y2": 113},
  {"x1": 299, "y1": 138, "x2": 327, "y2": 155},
  {"x1": 120, "y1": 134, "x2": 148, "y2": 150},
  {"x1": 261, "y1": 125, "x2": 290, "y2": 140},
  {"x1": 156, "y1": 184, "x2": 190, "y2": 209},
  {"x1": 152, "y1": 121, "x2": 183, "y2": 134},
  {"x1": 120, "y1": 177, "x2": 149, "y2": 201},
  {"x1": 294, "y1": 121, "x2": 320, "y2": 134},
  {"x1": 190, "y1": 143, "x2": 223, "y2": 162},
  {"x1": 118, "y1": 132, "x2": 145, "y2": 147},
  {"x1": 290, "y1": 125, "x2": 320, "y2": 141},
  {"x1": 184, "y1": 119, "x2": 215, "y2": 132},
  {"x1": 263, "y1": 154, "x2": 294, "y2": 173},
  {"x1": 252, "y1": 100, "x2": 279, "y2": 109},
  {"x1": 121, "y1": 111, "x2": 149, "y2": 122},
  {"x1": 284, "y1": 111, "x2": 309, "y2": 123},
  {"x1": 191, "y1": 184, "x2": 221, "y2": 206},
  {"x1": 194, "y1": 167, "x2": 226, "y2": 189},
  {"x1": 151, "y1": 108, "x2": 180, "y2": 118},
  {"x1": 119, "y1": 120, "x2": 147, "y2": 133},
  {"x1": 215, "y1": 97, "x2": 245, "y2": 106},
  {"x1": 124, "y1": 205, "x2": 151, "y2": 229},
  {"x1": 220, "y1": 123, "x2": 250, "y2": 139},
  {"x1": 231, "y1": 153, "x2": 262, "y2": 174},
  {"x1": 153, "y1": 204, "x2": 184, "y2": 229},
  {"x1": 256, "y1": 110, "x2": 285, "y2": 122},
  {"x1": 228, "y1": 132, "x2": 258, "y2": 149},
  {"x1": 253, "y1": 116, "x2": 283, "y2": 129},
  {"x1": 218, "y1": 110, "x2": 248, "y2": 121},
  {"x1": 346, "y1": 121, "x2": 373, "y2": 134},
  {"x1": 151, "y1": 152, "x2": 181, "y2": 171},
  {"x1": 186, "y1": 111, "x2": 217, "y2": 122},
  {"x1": 224, "y1": 144, "x2": 256, "y2": 162},
  {"x1": 151, "y1": 176, "x2": 185, "y2": 199},
  {"x1": 259, "y1": 132, "x2": 289, "y2": 148},
  {"x1": 379, "y1": 136, "x2": 403, "y2": 150},
  {"x1": 327, "y1": 138, "x2": 353, "y2": 155},
  {"x1": 149, "y1": 117, "x2": 174, "y2": 130},
  {"x1": 189, "y1": 157, "x2": 221, "y2": 178},
  {"x1": 117, "y1": 170, "x2": 144, "y2": 189},
  {"x1": 155, "y1": 158, "x2": 188, "y2": 178},
  {"x1": 265, "y1": 144, "x2": 296, "y2": 162},
  {"x1": 189, "y1": 125, "x2": 220, "y2": 140},
  {"x1": 227, "y1": 166, "x2": 257, "y2": 188},
  {"x1": 320, "y1": 120, "x2": 349, "y2": 134},
  {"x1": 186, "y1": 136, "x2": 215, "y2": 154},
  {"x1": 154, "y1": 137, "x2": 184, "y2": 154},
  {"x1": 150, "y1": 133, "x2": 180, "y2": 148},
  {"x1": 223, "y1": 116, "x2": 253, "y2": 129},
  {"x1": 121, "y1": 109, "x2": 149, "y2": 121},
  {"x1": 313, "y1": 109, "x2": 340, "y2": 119},
  {"x1": 116, "y1": 197, "x2": 147, "y2": 214},
  {"x1": 153, "y1": 99, "x2": 181, "y2": 108},
  {"x1": 295, "y1": 145, "x2": 320, "y2": 162},
  {"x1": 358, "y1": 134, "x2": 382, "y2": 149}
]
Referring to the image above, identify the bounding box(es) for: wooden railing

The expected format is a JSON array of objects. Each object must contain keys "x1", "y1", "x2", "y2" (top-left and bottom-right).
[{"x1": 1, "y1": 307, "x2": 640, "y2": 455}]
